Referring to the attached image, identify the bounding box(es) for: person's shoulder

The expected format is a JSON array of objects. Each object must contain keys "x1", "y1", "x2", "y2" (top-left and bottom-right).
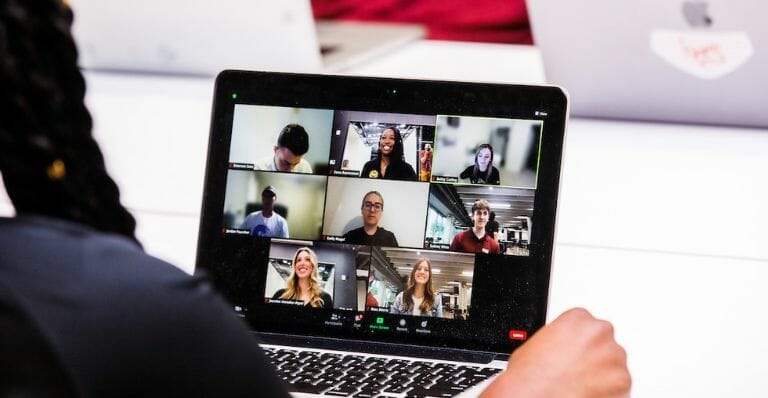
[
  {"x1": 0, "y1": 216, "x2": 223, "y2": 334},
  {"x1": 273, "y1": 288, "x2": 286, "y2": 298},
  {"x1": 344, "y1": 226, "x2": 363, "y2": 237},
  {"x1": 0, "y1": 216, "x2": 181, "y2": 281},
  {"x1": 244, "y1": 211, "x2": 263, "y2": 220},
  {"x1": 375, "y1": 227, "x2": 399, "y2": 245},
  {"x1": 0, "y1": 222, "x2": 286, "y2": 396},
  {"x1": 378, "y1": 226, "x2": 395, "y2": 237},
  {"x1": 455, "y1": 229, "x2": 470, "y2": 238},
  {"x1": 491, "y1": 167, "x2": 501, "y2": 182},
  {"x1": 398, "y1": 161, "x2": 417, "y2": 176},
  {"x1": 449, "y1": 231, "x2": 462, "y2": 245},
  {"x1": 296, "y1": 159, "x2": 313, "y2": 173},
  {"x1": 253, "y1": 156, "x2": 274, "y2": 170}
]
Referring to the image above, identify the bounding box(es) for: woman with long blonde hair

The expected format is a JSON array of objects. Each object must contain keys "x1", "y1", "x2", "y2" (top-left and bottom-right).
[
  {"x1": 272, "y1": 247, "x2": 333, "y2": 309},
  {"x1": 390, "y1": 258, "x2": 443, "y2": 317}
]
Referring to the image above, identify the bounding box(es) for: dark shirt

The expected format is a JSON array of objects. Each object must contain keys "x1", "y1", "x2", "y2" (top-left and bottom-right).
[
  {"x1": 449, "y1": 229, "x2": 501, "y2": 254},
  {"x1": 0, "y1": 215, "x2": 290, "y2": 398},
  {"x1": 271, "y1": 288, "x2": 334, "y2": 309},
  {"x1": 361, "y1": 159, "x2": 417, "y2": 181},
  {"x1": 343, "y1": 226, "x2": 399, "y2": 247},
  {"x1": 459, "y1": 166, "x2": 501, "y2": 185}
]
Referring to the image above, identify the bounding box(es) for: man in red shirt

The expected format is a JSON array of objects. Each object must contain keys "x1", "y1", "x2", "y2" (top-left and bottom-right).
[{"x1": 449, "y1": 199, "x2": 501, "y2": 254}]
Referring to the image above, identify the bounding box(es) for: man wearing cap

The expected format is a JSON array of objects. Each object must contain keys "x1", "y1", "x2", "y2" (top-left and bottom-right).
[
  {"x1": 240, "y1": 186, "x2": 290, "y2": 238},
  {"x1": 254, "y1": 124, "x2": 313, "y2": 173}
]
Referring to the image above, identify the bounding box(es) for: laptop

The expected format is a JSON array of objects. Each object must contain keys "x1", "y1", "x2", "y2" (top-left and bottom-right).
[
  {"x1": 196, "y1": 71, "x2": 568, "y2": 397},
  {"x1": 528, "y1": 0, "x2": 767, "y2": 128},
  {"x1": 68, "y1": 0, "x2": 424, "y2": 75}
]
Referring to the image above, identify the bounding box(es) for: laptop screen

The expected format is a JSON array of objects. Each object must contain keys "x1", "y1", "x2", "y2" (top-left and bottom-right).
[{"x1": 197, "y1": 71, "x2": 568, "y2": 355}]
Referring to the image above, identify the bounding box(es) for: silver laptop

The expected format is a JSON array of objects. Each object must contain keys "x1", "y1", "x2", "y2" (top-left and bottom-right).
[
  {"x1": 195, "y1": 71, "x2": 569, "y2": 397},
  {"x1": 68, "y1": 0, "x2": 424, "y2": 75},
  {"x1": 528, "y1": 0, "x2": 766, "y2": 127}
]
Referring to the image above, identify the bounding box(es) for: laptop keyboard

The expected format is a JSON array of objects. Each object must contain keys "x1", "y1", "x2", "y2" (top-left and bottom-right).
[{"x1": 263, "y1": 347, "x2": 503, "y2": 397}]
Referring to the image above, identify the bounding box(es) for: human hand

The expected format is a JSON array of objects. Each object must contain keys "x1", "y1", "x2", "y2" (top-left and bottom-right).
[{"x1": 480, "y1": 308, "x2": 631, "y2": 398}]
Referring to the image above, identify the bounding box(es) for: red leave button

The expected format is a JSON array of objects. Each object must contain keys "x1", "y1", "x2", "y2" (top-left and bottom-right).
[{"x1": 508, "y1": 329, "x2": 528, "y2": 341}]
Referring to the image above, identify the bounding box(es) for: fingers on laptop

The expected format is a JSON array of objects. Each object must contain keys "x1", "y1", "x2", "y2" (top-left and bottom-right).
[{"x1": 480, "y1": 307, "x2": 631, "y2": 398}]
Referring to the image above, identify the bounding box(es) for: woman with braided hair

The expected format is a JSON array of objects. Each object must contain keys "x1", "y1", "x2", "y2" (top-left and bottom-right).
[
  {"x1": 0, "y1": 1, "x2": 289, "y2": 396},
  {"x1": 0, "y1": 2, "x2": 630, "y2": 397}
]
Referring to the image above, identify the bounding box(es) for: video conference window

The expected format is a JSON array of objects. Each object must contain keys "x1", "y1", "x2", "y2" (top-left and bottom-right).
[
  {"x1": 222, "y1": 169, "x2": 327, "y2": 240},
  {"x1": 327, "y1": 111, "x2": 436, "y2": 182},
  {"x1": 321, "y1": 176, "x2": 430, "y2": 249},
  {"x1": 431, "y1": 116, "x2": 543, "y2": 188},
  {"x1": 265, "y1": 240, "x2": 371, "y2": 311},
  {"x1": 425, "y1": 184, "x2": 534, "y2": 256},
  {"x1": 229, "y1": 104, "x2": 334, "y2": 175},
  {"x1": 367, "y1": 247, "x2": 475, "y2": 321}
]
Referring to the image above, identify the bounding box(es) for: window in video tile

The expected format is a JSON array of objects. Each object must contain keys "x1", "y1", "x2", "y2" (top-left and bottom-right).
[
  {"x1": 431, "y1": 116, "x2": 542, "y2": 188},
  {"x1": 425, "y1": 184, "x2": 534, "y2": 256},
  {"x1": 365, "y1": 247, "x2": 475, "y2": 321}
]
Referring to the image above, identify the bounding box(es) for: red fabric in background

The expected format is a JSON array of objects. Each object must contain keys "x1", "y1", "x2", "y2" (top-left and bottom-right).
[{"x1": 311, "y1": 0, "x2": 533, "y2": 44}]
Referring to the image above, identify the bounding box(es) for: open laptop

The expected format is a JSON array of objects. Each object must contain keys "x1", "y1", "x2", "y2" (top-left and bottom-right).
[
  {"x1": 528, "y1": 0, "x2": 767, "y2": 128},
  {"x1": 196, "y1": 71, "x2": 568, "y2": 397},
  {"x1": 68, "y1": 0, "x2": 424, "y2": 75}
]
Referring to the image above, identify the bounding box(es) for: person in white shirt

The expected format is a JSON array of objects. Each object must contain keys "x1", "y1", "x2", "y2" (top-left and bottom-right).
[
  {"x1": 239, "y1": 186, "x2": 289, "y2": 238},
  {"x1": 253, "y1": 124, "x2": 312, "y2": 173}
]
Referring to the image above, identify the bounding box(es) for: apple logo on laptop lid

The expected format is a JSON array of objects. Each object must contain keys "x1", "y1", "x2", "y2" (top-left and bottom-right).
[
  {"x1": 649, "y1": 1, "x2": 753, "y2": 80},
  {"x1": 682, "y1": 1, "x2": 713, "y2": 28}
]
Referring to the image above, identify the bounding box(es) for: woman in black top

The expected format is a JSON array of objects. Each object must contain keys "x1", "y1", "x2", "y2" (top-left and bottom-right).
[
  {"x1": 459, "y1": 143, "x2": 501, "y2": 185},
  {"x1": 360, "y1": 127, "x2": 417, "y2": 181},
  {"x1": 272, "y1": 247, "x2": 333, "y2": 309}
]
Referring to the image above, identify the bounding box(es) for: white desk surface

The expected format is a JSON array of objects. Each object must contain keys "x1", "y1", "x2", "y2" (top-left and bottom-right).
[{"x1": 1, "y1": 41, "x2": 767, "y2": 397}]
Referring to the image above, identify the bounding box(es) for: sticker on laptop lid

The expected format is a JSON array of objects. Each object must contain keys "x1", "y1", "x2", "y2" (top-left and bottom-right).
[{"x1": 650, "y1": 29, "x2": 753, "y2": 79}]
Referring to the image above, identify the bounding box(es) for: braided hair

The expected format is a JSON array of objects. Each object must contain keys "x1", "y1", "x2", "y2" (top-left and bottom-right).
[{"x1": 0, "y1": 0, "x2": 138, "y2": 242}]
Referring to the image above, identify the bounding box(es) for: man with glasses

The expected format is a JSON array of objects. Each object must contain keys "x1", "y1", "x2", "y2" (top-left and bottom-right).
[{"x1": 343, "y1": 191, "x2": 399, "y2": 247}]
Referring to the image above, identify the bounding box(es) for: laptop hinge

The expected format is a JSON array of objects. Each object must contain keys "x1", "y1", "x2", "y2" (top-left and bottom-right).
[{"x1": 255, "y1": 332, "x2": 505, "y2": 364}]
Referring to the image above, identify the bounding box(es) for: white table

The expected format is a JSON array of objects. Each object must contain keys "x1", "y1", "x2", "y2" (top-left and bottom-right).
[{"x1": 2, "y1": 40, "x2": 767, "y2": 397}]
